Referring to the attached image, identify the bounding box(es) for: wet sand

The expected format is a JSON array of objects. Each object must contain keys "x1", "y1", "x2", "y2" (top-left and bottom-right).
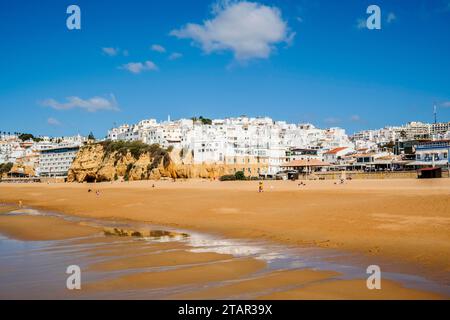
[
  {"x1": 260, "y1": 279, "x2": 443, "y2": 300},
  {"x1": 0, "y1": 215, "x2": 100, "y2": 241},
  {"x1": 0, "y1": 212, "x2": 444, "y2": 299},
  {"x1": 1, "y1": 180, "x2": 450, "y2": 279},
  {"x1": 87, "y1": 251, "x2": 233, "y2": 272},
  {"x1": 84, "y1": 258, "x2": 267, "y2": 292},
  {"x1": 0, "y1": 179, "x2": 449, "y2": 299},
  {"x1": 168, "y1": 269, "x2": 340, "y2": 300},
  {"x1": 0, "y1": 204, "x2": 18, "y2": 214}
]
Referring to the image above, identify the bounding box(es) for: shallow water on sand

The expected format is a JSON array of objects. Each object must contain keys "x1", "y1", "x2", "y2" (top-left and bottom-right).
[{"x1": 0, "y1": 208, "x2": 449, "y2": 299}]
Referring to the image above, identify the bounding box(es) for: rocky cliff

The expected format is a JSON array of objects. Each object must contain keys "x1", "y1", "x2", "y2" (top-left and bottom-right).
[
  {"x1": 67, "y1": 142, "x2": 176, "y2": 182},
  {"x1": 67, "y1": 141, "x2": 242, "y2": 182},
  {"x1": 11, "y1": 163, "x2": 35, "y2": 177}
]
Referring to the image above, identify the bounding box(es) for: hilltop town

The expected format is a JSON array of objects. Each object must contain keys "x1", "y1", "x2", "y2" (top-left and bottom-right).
[{"x1": 1, "y1": 116, "x2": 449, "y2": 181}]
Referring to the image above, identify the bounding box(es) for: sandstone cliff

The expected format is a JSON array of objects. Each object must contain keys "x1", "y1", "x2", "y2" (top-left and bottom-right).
[
  {"x1": 67, "y1": 142, "x2": 176, "y2": 182},
  {"x1": 11, "y1": 164, "x2": 35, "y2": 177},
  {"x1": 67, "y1": 142, "x2": 244, "y2": 182}
]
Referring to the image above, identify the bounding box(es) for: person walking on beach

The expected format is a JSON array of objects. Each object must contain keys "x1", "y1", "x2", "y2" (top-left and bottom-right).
[
  {"x1": 340, "y1": 171, "x2": 346, "y2": 184},
  {"x1": 258, "y1": 181, "x2": 264, "y2": 193}
]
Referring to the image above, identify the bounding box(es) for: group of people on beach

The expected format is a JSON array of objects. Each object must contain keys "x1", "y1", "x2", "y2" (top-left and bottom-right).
[
  {"x1": 88, "y1": 189, "x2": 101, "y2": 196},
  {"x1": 82, "y1": 174, "x2": 350, "y2": 197},
  {"x1": 257, "y1": 172, "x2": 350, "y2": 192}
]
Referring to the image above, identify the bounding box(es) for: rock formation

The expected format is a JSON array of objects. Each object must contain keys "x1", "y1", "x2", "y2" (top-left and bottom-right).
[{"x1": 67, "y1": 141, "x2": 248, "y2": 182}]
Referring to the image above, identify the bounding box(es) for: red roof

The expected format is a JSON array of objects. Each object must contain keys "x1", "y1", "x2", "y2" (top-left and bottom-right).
[
  {"x1": 281, "y1": 159, "x2": 330, "y2": 167},
  {"x1": 324, "y1": 147, "x2": 348, "y2": 155}
]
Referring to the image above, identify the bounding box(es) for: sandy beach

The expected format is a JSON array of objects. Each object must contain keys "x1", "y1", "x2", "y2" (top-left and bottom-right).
[{"x1": 0, "y1": 179, "x2": 449, "y2": 299}]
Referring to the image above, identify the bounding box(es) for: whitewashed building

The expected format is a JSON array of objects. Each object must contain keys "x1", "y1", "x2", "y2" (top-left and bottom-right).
[
  {"x1": 38, "y1": 145, "x2": 80, "y2": 177},
  {"x1": 323, "y1": 147, "x2": 354, "y2": 164},
  {"x1": 106, "y1": 116, "x2": 355, "y2": 176}
]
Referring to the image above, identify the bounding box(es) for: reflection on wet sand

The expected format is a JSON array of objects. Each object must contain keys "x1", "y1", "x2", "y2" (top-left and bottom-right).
[{"x1": 0, "y1": 208, "x2": 447, "y2": 300}]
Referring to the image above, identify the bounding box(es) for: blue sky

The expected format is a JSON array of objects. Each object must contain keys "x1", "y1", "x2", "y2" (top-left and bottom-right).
[{"x1": 0, "y1": 0, "x2": 449, "y2": 137}]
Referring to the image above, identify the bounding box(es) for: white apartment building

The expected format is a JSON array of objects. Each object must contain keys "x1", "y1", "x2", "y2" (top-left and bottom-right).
[
  {"x1": 0, "y1": 133, "x2": 87, "y2": 177},
  {"x1": 352, "y1": 121, "x2": 449, "y2": 146},
  {"x1": 0, "y1": 140, "x2": 25, "y2": 164},
  {"x1": 431, "y1": 122, "x2": 450, "y2": 136},
  {"x1": 398, "y1": 122, "x2": 430, "y2": 139},
  {"x1": 287, "y1": 148, "x2": 321, "y2": 162},
  {"x1": 323, "y1": 147, "x2": 354, "y2": 164},
  {"x1": 38, "y1": 145, "x2": 80, "y2": 177}
]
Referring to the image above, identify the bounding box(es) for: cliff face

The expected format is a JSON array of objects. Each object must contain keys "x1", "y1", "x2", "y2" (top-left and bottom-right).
[
  {"x1": 67, "y1": 143, "x2": 176, "y2": 182},
  {"x1": 67, "y1": 143, "x2": 243, "y2": 182},
  {"x1": 165, "y1": 148, "x2": 239, "y2": 179},
  {"x1": 11, "y1": 164, "x2": 35, "y2": 177}
]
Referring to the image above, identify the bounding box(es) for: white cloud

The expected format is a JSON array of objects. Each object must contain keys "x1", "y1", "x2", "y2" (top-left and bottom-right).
[
  {"x1": 102, "y1": 47, "x2": 119, "y2": 56},
  {"x1": 151, "y1": 44, "x2": 166, "y2": 53},
  {"x1": 168, "y1": 52, "x2": 183, "y2": 60},
  {"x1": 387, "y1": 12, "x2": 396, "y2": 23},
  {"x1": 41, "y1": 95, "x2": 119, "y2": 113},
  {"x1": 170, "y1": 1, "x2": 294, "y2": 61},
  {"x1": 102, "y1": 47, "x2": 129, "y2": 56},
  {"x1": 324, "y1": 117, "x2": 341, "y2": 125},
  {"x1": 120, "y1": 61, "x2": 159, "y2": 74},
  {"x1": 47, "y1": 118, "x2": 62, "y2": 126},
  {"x1": 441, "y1": 101, "x2": 450, "y2": 108},
  {"x1": 350, "y1": 115, "x2": 361, "y2": 122}
]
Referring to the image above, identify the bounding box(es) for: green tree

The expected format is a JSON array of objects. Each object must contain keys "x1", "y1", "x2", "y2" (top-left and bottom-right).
[
  {"x1": 88, "y1": 132, "x2": 96, "y2": 141},
  {"x1": 235, "y1": 171, "x2": 246, "y2": 180},
  {"x1": 0, "y1": 162, "x2": 13, "y2": 174},
  {"x1": 199, "y1": 116, "x2": 212, "y2": 125},
  {"x1": 18, "y1": 133, "x2": 34, "y2": 141},
  {"x1": 191, "y1": 116, "x2": 212, "y2": 125}
]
